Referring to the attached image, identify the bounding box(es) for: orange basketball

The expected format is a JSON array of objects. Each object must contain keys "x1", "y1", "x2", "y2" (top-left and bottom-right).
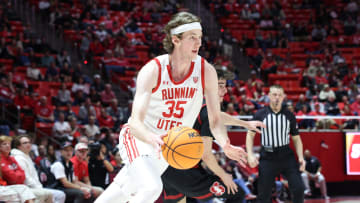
[{"x1": 162, "y1": 126, "x2": 204, "y2": 170}]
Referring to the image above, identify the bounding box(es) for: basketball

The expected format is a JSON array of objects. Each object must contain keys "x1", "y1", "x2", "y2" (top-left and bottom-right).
[{"x1": 162, "y1": 126, "x2": 204, "y2": 170}]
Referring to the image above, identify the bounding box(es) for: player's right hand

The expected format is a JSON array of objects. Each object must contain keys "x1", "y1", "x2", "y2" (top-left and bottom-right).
[
  {"x1": 247, "y1": 154, "x2": 259, "y2": 168},
  {"x1": 223, "y1": 141, "x2": 248, "y2": 167},
  {"x1": 149, "y1": 134, "x2": 166, "y2": 159},
  {"x1": 220, "y1": 173, "x2": 238, "y2": 195}
]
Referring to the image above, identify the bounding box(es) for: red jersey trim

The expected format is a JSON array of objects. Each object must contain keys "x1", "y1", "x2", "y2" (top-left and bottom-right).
[
  {"x1": 201, "y1": 58, "x2": 205, "y2": 94},
  {"x1": 163, "y1": 191, "x2": 184, "y2": 200},
  {"x1": 166, "y1": 61, "x2": 195, "y2": 85},
  {"x1": 152, "y1": 58, "x2": 162, "y2": 93},
  {"x1": 194, "y1": 192, "x2": 213, "y2": 199}
]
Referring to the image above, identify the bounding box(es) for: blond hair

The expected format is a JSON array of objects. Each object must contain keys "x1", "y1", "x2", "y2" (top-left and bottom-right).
[
  {"x1": 162, "y1": 12, "x2": 201, "y2": 53},
  {"x1": 0, "y1": 135, "x2": 12, "y2": 144}
]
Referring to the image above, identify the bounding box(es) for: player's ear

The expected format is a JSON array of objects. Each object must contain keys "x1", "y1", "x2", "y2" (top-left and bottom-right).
[{"x1": 171, "y1": 35, "x2": 180, "y2": 45}]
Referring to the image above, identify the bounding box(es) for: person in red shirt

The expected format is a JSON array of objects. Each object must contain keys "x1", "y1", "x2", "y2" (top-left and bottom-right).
[
  {"x1": 309, "y1": 103, "x2": 335, "y2": 129},
  {"x1": 100, "y1": 84, "x2": 116, "y2": 106},
  {"x1": 0, "y1": 136, "x2": 25, "y2": 185},
  {"x1": 70, "y1": 142, "x2": 103, "y2": 198},
  {"x1": 260, "y1": 52, "x2": 277, "y2": 84},
  {"x1": 97, "y1": 107, "x2": 114, "y2": 128},
  {"x1": 35, "y1": 96, "x2": 54, "y2": 123}
]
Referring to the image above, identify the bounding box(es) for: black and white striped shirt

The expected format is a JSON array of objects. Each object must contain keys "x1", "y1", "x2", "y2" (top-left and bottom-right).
[{"x1": 252, "y1": 106, "x2": 299, "y2": 148}]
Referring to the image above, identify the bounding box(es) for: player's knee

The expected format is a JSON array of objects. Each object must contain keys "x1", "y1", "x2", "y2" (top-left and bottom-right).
[{"x1": 140, "y1": 180, "x2": 163, "y2": 200}]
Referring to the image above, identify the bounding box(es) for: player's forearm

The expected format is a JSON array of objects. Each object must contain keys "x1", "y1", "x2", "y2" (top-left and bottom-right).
[
  {"x1": 221, "y1": 112, "x2": 248, "y2": 127},
  {"x1": 246, "y1": 131, "x2": 255, "y2": 156},
  {"x1": 292, "y1": 135, "x2": 304, "y2": 160},
  {"x1": 202, "y1": 153, "x2": 227, "y2": 179},
  {"x1": 128, "y1": 118, "x2": 156, "y2": 144},
  {"x1": 209, "y1": 119, "x2": 229, "y2": 147}
]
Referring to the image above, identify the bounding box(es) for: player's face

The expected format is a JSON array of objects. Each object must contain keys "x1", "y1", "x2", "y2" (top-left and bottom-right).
[
  {"x1": 269, "y1": 88, "x2": 284, "y2": 108},
  {"x1": 218, "y1": 79, "x2": 227, "y2": 102},
  {"x1": 178, "y1": 29, "x2": 202, "y2": 59}
]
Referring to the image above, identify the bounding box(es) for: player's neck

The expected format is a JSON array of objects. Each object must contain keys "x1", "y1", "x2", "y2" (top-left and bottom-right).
[{"x1": 168, "y1": 53, "x2": 192, "y2": 80}]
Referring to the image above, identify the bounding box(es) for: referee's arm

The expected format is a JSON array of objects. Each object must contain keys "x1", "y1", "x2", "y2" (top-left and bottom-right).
[
  {"x1": 292, "y1": 135, "x2": 306, "y2": 172},
  {"x1": 246, "y1": 130, "x2": 259, "y2": 168}
]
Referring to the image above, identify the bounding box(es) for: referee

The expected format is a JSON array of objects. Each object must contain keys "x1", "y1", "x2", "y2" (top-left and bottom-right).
[{"x1": 246, "y1": 85, "x2": 306, "y2": 203}]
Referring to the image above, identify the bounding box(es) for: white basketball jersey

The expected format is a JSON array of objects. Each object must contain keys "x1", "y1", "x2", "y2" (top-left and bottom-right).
[
  {"x1": 118, "y1": 54, "x2": 205, "y2": 165},
  {"x1": 144, "y1": 54, "x2": 205, "y2": 135}
]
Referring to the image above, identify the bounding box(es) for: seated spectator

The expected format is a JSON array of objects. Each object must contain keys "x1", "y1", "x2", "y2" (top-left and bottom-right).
[
  {"x1": 70, "y1": 143, "x2": 104, "y2": 196},
  {"x1": 0, "y1": 163, "x2": 35, "y2": 203},
  {"x1": 78, "y1": 98, "x2": 97, "y2": 124},
  {"x1": 11, "y1": 135, "x2": 65, "y2": 203},
  {"x1": 91, "y1": 74, "x2": 104, "y2": 92},
  {"x1": 84, "y1": 116, "x2": 100, "y2": 139},
  {"x1": 56, "y1": 82, "x2": 72, "y2": 106},
  {"x1": 226, "y1": 103, "x2": 239, "y2": 116},
  {"x1": 69, "y1": 116, "x2": 82, "y2": 141},
  {"x1": 97, "y1": 107, "x2": 114, "y2": 128},
  {"x1": 88, "y1": 37, "x2": 105, "y2": 57},
  {"x1": 35, "y1": 96, "x2": 54, "y2": 123},
  {"x1": 309, "y1": 103, "x2": 335, "y2": 129},
  {"x1": 296, "y1": 105, "x2": 315, "y2": 130},
  {"x1": 27, "y1": 62, "x2": 43, "y2": 81},
  {"x1": 340, "y1": 105, "x2": 359, "y2": 129},
  {"x1": 59, "y1": 62, "x2": 72, "y2": 83},
  {"x1": 123, "y1": 40, "x2": 138, "y2": 58},
  {"x1": 64, "y1": 102, "x2": 77, "y2": 121},
  {"x1": 41, "y1": 50, "x2": 55, "y2": 67},
  {"x1": 296, "y1": 94, "x2": 311, "y2": 113},
  {"x1": 311, "y1": 24, "x2": 327, "y2": 41},
  {"x1": 57, "y1": 50, "x2": 71, "y2": 68},
  {"x1": 319, "y1": 85, "x2": 335, "y2": 102},
  {"x1": 50, "y1": 142, "x2": 94, "y2": 203},
  {"x1": 325, "y1": 95, "x2": 340, "y2": 115},
  {"x1": 124, "y1": 19, "x2": 142, "y2": 33},
  {"x1": 0, "y1": 136, "x2": 25, "y2": 186},
  {"x1": 89, "y1": 87, "x2": 101, "y2": 106},
  {"x1": 45, "y1": 62, "x2": 60, "y2": 82},
  {"x1": 72, "y1": 77, "x2": 90, "y2": 95},
  {"x1": 72, "y1": 90, "x2": 86, "y2": 106},
  {"x1": 301, "y1": 149, "x2": 329, "y2": 199},
  {"x1": 260, "y1": 52, "x2": 277, "y2": 84},
  {"x1": 100, "y1": 84, "x2": 115, "y2": 106},
  {"x1": 14, "y1": 88, "x2": 32, "y2": 113},
  {"x1": 106, "y1": 98, "x2": 126, "y2": 131},
  {"x1": 0, "y1": 76, "x2": 15, "y2": 104},
  {"x1": 52, "y1": 112, "x2": 72, "y2": 142}
]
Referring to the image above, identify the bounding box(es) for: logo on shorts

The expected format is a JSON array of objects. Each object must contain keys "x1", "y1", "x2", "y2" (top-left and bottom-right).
[
  {"x1": 210, "y1": 181, "x2": 225, "y2": 196},
  {"x1": 193, "y1": 77, "x2": 198, "y2": 83}
]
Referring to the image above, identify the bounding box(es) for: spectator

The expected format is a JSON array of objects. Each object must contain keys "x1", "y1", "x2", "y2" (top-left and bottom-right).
[
  {"x1": 319, "y1": 84, "x2": 336, "y2": 102},
  {"x1": 70, "y1": 143, "x2": 104, "y2": 197},
  {"x1": 50, "y1": 142, "x2": 94, "y2": 203},
  {"x1": 84, "y1": 116, "x2": 100, "y2": 139},
  {"x1": 64, "y1": 102, "x2": 77, "y2": 121},
  {"x1": 309, "y1": 103, "x2": 335, "y2": 129},
  {"x1": 69, "y1": 116, "x2": 82, "y2": 141},
  {"x1": 88, "y1": 142, "x2": 114, "y2": 189},
  {"x1": 45, "y1": 62, "x2": 60, "y2": 82},
  {"x1": 59, "y1": 62, "x2": 72, "y2": 83},
  {"x1": 325, "y1": 95, "x2": 340, "y2": 115},
  {"x1": 88, "y1": 37, "x2": 105, "y2": 57},
  {"x1": 95, "y1": 23, "x2": 109, "y2": 42},
  {"x1": 100, "y1": 84, "x2": 116, "y2": 106},
  {"x1": 295, "y1": 94, "x2": 311, "y2": 113},
  {"x1": 52, "y1": 112, "x2": 72, "y2": 142},
  {"x1": 78, "y1": 98, "x2": 97, "y2": 124},
  {"x1": 309, "y1": 96, "x2": 325, "y2": 113},
  {"x1": 89, "y1": 87, "x2": 102, "y2": 106},
  {"x1": 57, "y1": 50, "x2": 71, "y2": 68},
  {"x1": 57, "y1": 83, "x2": 72, "y2": 106},
  {"x1": 91, "y1": 74, "x2": 105, "y2": 92},
  {"x1": 301, "y1": 149, "x2": 329, "y2": 199},
  {"x1": 35, "y1": 96, "x2": 54, "y2": 123},
  {"x1": 0, "y1": 76, "x2": 15, "y2": 103},
  {"x1": 296, "y1": 105, "x2": 315, "y2": 130},
  {"x1": 41, "y1": 50, "x2": 55, "y2": 67},
  {"x1": 226, "y1": 103, "x2": 239, "y2": 116},
  {"x1": 97, "y1": 107, "x2": 114, "y2": 128},
  {"x1": 311, "y1": 24, "x2": 327, "y2": 41},
  {"x1": 11, "y1": 135, "x2": 66, "y2": 203},
  {"x1": 0, "y1": 159, "x2": 36, "y2": 203},
  {"x1": 340, "y1": 105, "x2": 359, "y2": 129},
  {"x1": 27, "y1": 62, "x2": 43, "y2": 81},
  {"x1": 72, "y1": 77, "x2": 90, "y2": 95},
  {"x1": 106, "y1": 98, "x2": 126, "y2": 131}
]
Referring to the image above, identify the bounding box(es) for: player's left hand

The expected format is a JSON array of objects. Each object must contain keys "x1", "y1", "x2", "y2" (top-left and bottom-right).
[
  {"x1": 298, "y1": 158, "x2": 306, "y2": 172},
  {"x1": 246, "y1": 121, "x2": 266, "y2": 133},
  {"x1": 223, "y1": 141, "x2": 247, "y2": 167},
  {"x1": 220, "y1": 173, "x2": 238, "y2": 195}
]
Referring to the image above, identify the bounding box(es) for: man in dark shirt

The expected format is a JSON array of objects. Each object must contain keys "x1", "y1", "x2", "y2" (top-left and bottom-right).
[
  {"x1": 246, "y1": 85, "x2": 306, "y2": 203},
  {"x1": 301, "y1": 149, "x2": 329, "y2": 199}
]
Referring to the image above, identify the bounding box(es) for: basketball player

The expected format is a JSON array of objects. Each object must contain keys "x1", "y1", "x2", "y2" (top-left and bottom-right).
[
  {"x1": 95, "y1": 12, "x2": 248, "y2": 203},
  {"x1": 161, "y1": 69, "x2": 264, "y2": 203}
]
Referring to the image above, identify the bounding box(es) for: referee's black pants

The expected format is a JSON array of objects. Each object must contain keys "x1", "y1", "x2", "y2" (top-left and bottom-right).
[{"x1": 257, "y1": 147, "x2": 305, "y2": 203}]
